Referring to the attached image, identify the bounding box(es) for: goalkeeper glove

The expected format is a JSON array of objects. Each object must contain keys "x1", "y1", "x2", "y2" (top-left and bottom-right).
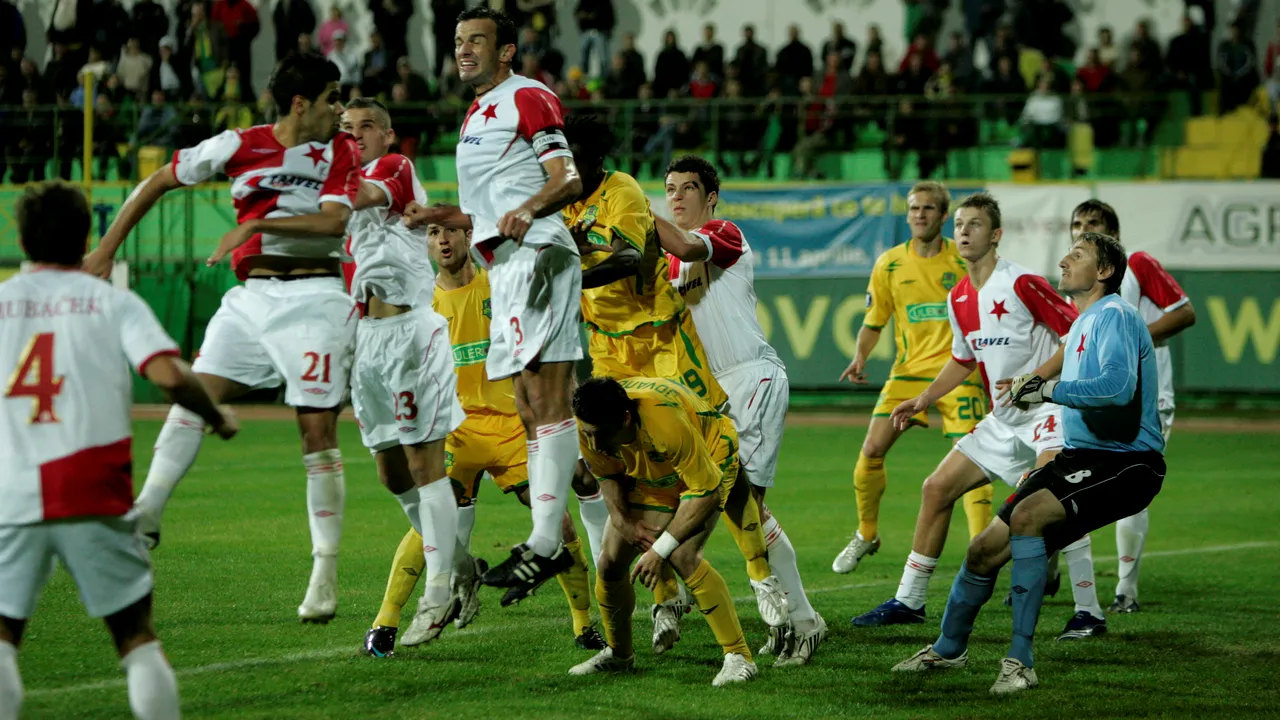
[{"x1": 1010, "y1": 374, "x2": 1057, "y2": 406}]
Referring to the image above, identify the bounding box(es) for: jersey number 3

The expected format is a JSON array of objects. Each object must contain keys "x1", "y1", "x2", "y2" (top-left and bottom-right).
[{"x1": 5, "y1": 332, "x2": 64, "y2": 424}]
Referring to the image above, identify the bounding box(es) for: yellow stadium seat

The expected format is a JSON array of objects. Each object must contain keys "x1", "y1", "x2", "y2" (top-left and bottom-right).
[{"x1": 138, "y1": 146, "x2": 169, "y2": 179}]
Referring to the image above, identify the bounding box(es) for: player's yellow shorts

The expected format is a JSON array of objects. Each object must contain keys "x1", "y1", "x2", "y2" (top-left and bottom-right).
[
  {"x1": 626, "y1": 440, "x2": 740, "y2": 514},
  {"x1": 588, "y1": 311, "x2": 728, "y2": 409},
  {"x1": 873, "y1": 377, "x2": 988, "y2": 438},
  {"x1": 446, "y1": 411, "x2": 528, "y2": 504}
]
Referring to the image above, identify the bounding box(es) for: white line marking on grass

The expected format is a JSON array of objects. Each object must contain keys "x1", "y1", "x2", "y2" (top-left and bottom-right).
[{"x1": 29, "y1": 543, "x2": 1279, "y2": 697}]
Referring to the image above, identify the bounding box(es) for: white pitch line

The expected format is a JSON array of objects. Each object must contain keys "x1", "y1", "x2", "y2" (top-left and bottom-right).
[{"x1": 26, "y1": 542, "x2": 1279, "y2": 698}]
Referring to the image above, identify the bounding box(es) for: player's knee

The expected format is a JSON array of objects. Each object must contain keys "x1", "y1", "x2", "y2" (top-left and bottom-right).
[
  {"x1": 1008, "y1": 503, "x2": 1042, "y2": 536},
  {"x1": 859, "y1": 441, "x2": 889, "y2": 460},
  {"x1": 920, "y1": 472, "x2": 963, "y2": 511},
  {"x1": 668, "y1": 545, "x2": 703, "y2": 579},
  {"x1": 299, "y1": 425, "x2": 337, "y2": 455},
  {"x1": 104, "y1": 595, "x2": 158, "y2": 657},
  {"x1": 964, "y1": 538, "x2": 1000, "y2": 576}
]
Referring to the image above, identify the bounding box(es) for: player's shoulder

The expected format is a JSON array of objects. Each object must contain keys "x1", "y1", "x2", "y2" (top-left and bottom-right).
[
  {"x1": 233, "y1": 123, "x2": 277, "y2": 147},
  {"x1": 697, "y1": 218, "x2": 745, "y2": 245},
  {"x1": 948, "y1": 273, "x2": 976, "y2": 299},
  {"x1": 602, "y1": 169, "x2": 644, "y2": 197},
  {"x1": 873, "y1": 241, "x2": 910, "y2": 271}
]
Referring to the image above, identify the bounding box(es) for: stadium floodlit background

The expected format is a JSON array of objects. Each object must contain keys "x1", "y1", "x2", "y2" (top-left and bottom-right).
[{"x1": 2, "y1": 0, "x2": 1279, "y2": 718}]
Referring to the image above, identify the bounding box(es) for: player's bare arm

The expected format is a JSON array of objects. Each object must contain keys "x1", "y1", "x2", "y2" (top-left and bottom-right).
[
  {"x1": 404, "y1": 202, "x2": 472, "y2": 230},
  {"x1": 86, "y1": 164, "x2": 184, "y2": 277},
  {"x1": 653, "y1": 214, "x2": 710, "y2": 261},
  {"x1": 580, "y1": 233, "x2": 639, "y2": 290},
  {"x1": 598, "y1": 474, "x2": 657, "y2": 549},
  {"x1": 498, "y1": 155, "x2": 582, "y2": 241},
  {"x1": 207, "y1": 201, "x2": 353, "y2": 266},
  {"x1": 1147, "y1": 302, "x2": 1196, "y2": 343},
  {"x1": 839, "y1": 326, "x2": 883, "y2": 383},
  {"x1": 890, "y1": 358, "x2": 976, "y2": 430},
  {"x1": 142, "y1": 355, "x2": 238, "y2": 439},
  {"x1": 352, "y1": 180, "x2": 389, "y2": 212},
  {"x1": 631, "y1": 492, "x2": 718, "y2": 589}
]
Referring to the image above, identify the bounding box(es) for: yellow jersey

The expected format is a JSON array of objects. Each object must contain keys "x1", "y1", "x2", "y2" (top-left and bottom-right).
[
  {"x1": 432, "y1": 269, "x2": 518, "y2": 416},
  {"x1": 864, "y1": 238, "x2": 969, "y2": 380},
  {"x1": 563, "y1": 171, "x2": 684, "y2": 336},
  {"x1": 579, "y1": 377, "x2": 736, "y2": 502}
]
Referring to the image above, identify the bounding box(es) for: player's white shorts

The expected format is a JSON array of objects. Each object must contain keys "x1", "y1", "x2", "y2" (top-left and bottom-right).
[
  {"x1": 720, "y1": 360, "x2": 789, "y2": 489},
  {"x1": 193, "y1": 276, "x2": 357, "y2": 408},
  {"x1": 351, "y1": 307, "x2": 466, "y2": 452},
  {"x1": 0, "y1": 516, "x2": 153, "y2": 620},
  {"x1": 955, "y1": 405, "x2": 1065, "y2": 487},
  {"x1": 477, "y1": 241, "x2": 583, "y2": 380}
]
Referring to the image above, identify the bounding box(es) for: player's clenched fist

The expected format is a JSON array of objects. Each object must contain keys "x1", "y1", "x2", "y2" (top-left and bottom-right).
[
  {"x1": 890, "y1": 395, "x2": 929, "y2": 431},
  {"x1": 210, "y1": 405, "x2": 239, "y2": 440},
  {"x1": 82, "y1": 247, "x2": 115, "y2": 279},
  {"x1": 497, "y1": 206, "x2": 534, "y2": 241},
  {"x1": 402, "y1": 201, "x2": 432, "y2": 229}
]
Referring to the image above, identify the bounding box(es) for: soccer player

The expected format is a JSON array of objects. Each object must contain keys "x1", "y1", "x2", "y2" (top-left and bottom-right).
[
  {"x1": 1, "y1": 181, "x2": 237, "y2": 720},
  {"x1": 361, "y1": 217, "x2": 603, "y2": 657},
  {"x1": 893, "y1": 231, "x2": 1166, "y2": 694},
  {"x1": 833, "y1": 182, "x2": 993, "y2": 575},
  {"x1": 340, "y1": 98, "x2": 467, "y2": 647},
  {"x1": 849, "y1": 194, "x2": 1077, "y2": 627},
  {"x1": 1069, "y1": 200, "x2": 1195, "y2": 613},
  {"x1": 655, "y1": 155, "x2": 826, "y2": 664},
  {"x1": 86, "y1": 52, "x2": 361, "y2": 623},
  {"x1": 403, "y1": 6, "x2": 584, "y2": 602},
  {"x1": 570, "y1": 376, "x2": 758, "y2": 687}
]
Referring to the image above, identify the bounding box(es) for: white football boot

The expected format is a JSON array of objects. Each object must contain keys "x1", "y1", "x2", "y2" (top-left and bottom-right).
[
  {"x1": 568, "y1": 647, "x2": 635, "y2": 676},
  {"x1": 775, "y1": 613, "x2": 828, "y2": 667},
  {"x1": 892, "y1": 645, "x2": 968, "y2": 672},
  {"x1": 758, "y1": 624, "x2": 791, "y2": 658},
  {"x1": 651, "y1": 601, "x2": 683, "y2": 655},
  {"x1": 990, "y1": 657, "x2": 1039, "y2": 695},
  {"x1": 401, "y1": 596, "x2": 461, "y2": 646},
  {"x1": 297, "y1": 554, "x2": 337, "y2": 624},
  {"x1": 831, "y1": 531, "x2": 880, "y2": 574},
  {"x1": 750, "y1": 576, "x2": 789, "y2": 627},
  {"x1": 712, "y1": 652, "x2": 758, "y2": 687},
  {"x1": 452, "y1": 556, "x2": 487, "y2": 629}
]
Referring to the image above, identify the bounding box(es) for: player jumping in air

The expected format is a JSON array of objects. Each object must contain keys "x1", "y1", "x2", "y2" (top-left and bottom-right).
[
  {"x1": 893, "y1": 231, "x2": 1166, "y2": 694},
  {"x1": 654, "y1": 155, "x2": 826, "y2": 664},
  {"x1": 832, "y1": 182, "x2": 995, "y2": 576},
  {"x1": 1, "y1": 182, "x2": 236, "y2": 720},
  {"x1": 404, "y1": 6, "x2": 584, "y2": 603},
  {"x1": 570, "y1": 377, "x2": 758, "y2": 687},
  {"x1": 88, "y1": 52, "x2": 361, "y2": 623}
]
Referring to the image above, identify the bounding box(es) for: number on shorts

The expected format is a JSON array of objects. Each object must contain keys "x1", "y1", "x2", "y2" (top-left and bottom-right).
[
  {"x1": 509, "y1": 317, "x2": 524, "y2": 345},
  {"x1": 396, "y1": 391, "x2": 418, "y2": 421},
  {"x1": 957, "y1": 396, "x2": 985, "y2": 421},
  {"x1": 302, "y1": 352, "x2": 332, "y2": 383},
  {"x1": 1033, "y1": 414, "x2": 1058, "y2": 442},
  {"x1": 5, "y1": 332, "x2": 64, "y2": 424},
  {"x1": 682, "y1": 369, "x2": 708, "y2": 398}
]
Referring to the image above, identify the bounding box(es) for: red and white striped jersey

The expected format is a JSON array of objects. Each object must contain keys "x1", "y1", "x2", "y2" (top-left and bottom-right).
[
  {"x1": 456, "y1": 74, "x2": 575, "y2": 256},
  {"x1": 347, "y1": 154, "x2": 432, "y2": 307},
  {"x1": 667, "y1": 219, "x2": 782, "y2": 376},
  {"x1": 0, "y1": 269, "x2": 178, "y2": 525},
  {"x1": 1120, "y1": 251, "x2": 1188, "y2": 412},
  {"x1": 948, "y1": 257, "x2": 1078, "y2": 424},
  {"x1": 173, "y1": 125, "x2": 361, "y2": 280}
]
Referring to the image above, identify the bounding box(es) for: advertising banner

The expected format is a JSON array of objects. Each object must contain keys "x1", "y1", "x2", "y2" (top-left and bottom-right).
[{"x1": 985, "y1": 184, "x2": 1093, "y2": 277}]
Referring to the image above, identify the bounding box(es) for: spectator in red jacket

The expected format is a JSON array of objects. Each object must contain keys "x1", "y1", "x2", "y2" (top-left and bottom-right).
[
  {"x1": 1075, "y1": 48, "x2": 1112, "y2": 93},
  {"x1": 899, "y1": 33, "x2": 941, "y2": 75},
  {"x1": 211, "y1": 0, "x2": 258, "y2": 96},
  {"x1": 687, "y1": 60, "x2": 718, "y2": 98}
]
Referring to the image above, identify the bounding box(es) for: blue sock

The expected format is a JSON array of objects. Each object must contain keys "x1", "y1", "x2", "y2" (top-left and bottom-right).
[
  {"x1": 1009, "y1": 535, "x2": 1049, "y2": 668},
  {"x1": 931, "y1": 564, "x2": 996, "y2": 660}
]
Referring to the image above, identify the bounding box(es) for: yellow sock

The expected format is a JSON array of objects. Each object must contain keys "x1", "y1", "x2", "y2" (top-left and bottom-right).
[
  {"x1": 685, "y1": 559, "x2": 751, "y2": 660},
  {"x1": 962, "y1": 484, "x2": 994, "y2": 539},
  {"x1": 854, "y1": 454, "x2": 887, "y2": 540},
  {"x1": 373, "y1": 528, "x2": 425, "y2": 629},
  {"x1": 653, "y1": 565, "x2": 680, "y2": 605},
  {"x1": 595, "y1": 573, "x2": 635, "y2": 658},
  {"x1": 556, "y1": 538, "x2": 594, "y2": 636},
  {"x1": 723, "y1": 491, "x2": 772, "y2": 582}
]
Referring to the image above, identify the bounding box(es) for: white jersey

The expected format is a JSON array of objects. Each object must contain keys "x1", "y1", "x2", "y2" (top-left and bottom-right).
[
  {"x1": 1120, "y1": 251, "x2": 1188, "y2": 413},
  {"x1": 455, "y1": 74, "x2": 575, "y2": 255},
  {"x1": 667, "y1": 219, "x2": 783, "y2": 376},
  {"x1": 948, "y1": 257, "x2": 1078, "y2": 424},
  {"x1": 173, "y1": 125, "x2": 362, "y2": 280},
  {"x1": 347, "y1": 154, "x2": 432, "y2": 307},
  {"x1": 0, "y1": 270, "x2": 178, "y2": 525}
]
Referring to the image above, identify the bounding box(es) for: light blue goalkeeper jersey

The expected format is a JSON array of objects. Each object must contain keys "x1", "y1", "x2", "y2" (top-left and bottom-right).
[{"x1": 1051, "y1": 293, "x2": 1165, "y2": 454}]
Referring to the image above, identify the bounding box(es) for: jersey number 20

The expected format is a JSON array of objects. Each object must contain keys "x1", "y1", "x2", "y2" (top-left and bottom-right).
[{"x1": 5, "y1": 332, "x2": 64, "y2": 424}]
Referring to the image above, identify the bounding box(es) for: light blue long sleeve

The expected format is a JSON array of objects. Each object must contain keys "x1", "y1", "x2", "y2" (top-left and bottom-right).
[{"x1": 1052, "y1": 307, "x2": 1137, "y2": 409}]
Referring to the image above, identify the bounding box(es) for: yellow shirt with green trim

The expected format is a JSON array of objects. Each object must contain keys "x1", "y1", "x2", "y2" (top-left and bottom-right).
[
  {"x1": 579, "y1": 377, "x2": 737, "y2": 502},
  {"x1": 864, "y1": 238, "x2": 971, "y2": 381},
  {"x1": 432, "y1": 269, "x2": 518, "y2": 416},
  {"x1": 563, "y1": 170, "x2": 684, "y2": 336}
]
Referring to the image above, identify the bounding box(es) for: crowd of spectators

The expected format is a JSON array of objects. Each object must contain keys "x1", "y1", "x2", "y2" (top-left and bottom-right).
[{"x1": 0, "y1": 0, "x2": 1277, "y2": 182}]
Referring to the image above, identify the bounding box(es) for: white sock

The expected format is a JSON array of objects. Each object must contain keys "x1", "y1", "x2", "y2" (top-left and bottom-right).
[
  {"x1": 1063, "y1": 535, "x2": 1104, "y2": 618},
  {"x1": 0, "y1": 641, "x2": 21, "y2": 720},
  {"x1": 894, "y1": 551, "x2": 938, "y2": 611},
  {"x1": 762, "y1": 515, "x2": 816, "y2": 625},
  {"x1": 135, "y1": 406, "x2": 205, "y2": 516},
  {"x1": 576, "y1": 490, "x2": 608, "y2": 566},
  {"x1": 526, "y1": 420, "x2": 578, "y2": 557},
  {"x1": 455, "y1": 503, "x2": 476, "y2": 561},
  {"x1": 395, "y1": 488, "x2": 424, "y2": 536},
  {"x1": 417, "y1": 481, "x2": 457, "y2": 606},
  {"x1": 120, "y1": 641, "x2": 180, "y2": 720},
  {"x1": 1115, "y1": 508, "x2": 1148, "y2": 599},
  {"x1": 304, "y1": 450, "x2": 345, "y2": 557}
]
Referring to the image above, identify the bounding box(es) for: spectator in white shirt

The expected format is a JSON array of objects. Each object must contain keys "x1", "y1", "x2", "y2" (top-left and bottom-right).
[
  {"x1": 327, "y1": 30, "x2": 362, "y2": 92},
  {"x1": 1019, "y1": 74, "x2": 1066, "y2": 148}
]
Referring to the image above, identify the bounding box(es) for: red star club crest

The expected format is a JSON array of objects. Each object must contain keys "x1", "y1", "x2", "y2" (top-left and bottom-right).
[
  {"x1": 1076, "y1": 334, "x2": 1087, "y2": 356},
  {"x1": 481, "y1": 103, "x2": 499, "y2": 123},
  {"x1": 303, "y1": 143, "x2": 327, "y2": 166},
  {"x1": 990, "y1": 299, "x2": 1009, "y2": 321}
]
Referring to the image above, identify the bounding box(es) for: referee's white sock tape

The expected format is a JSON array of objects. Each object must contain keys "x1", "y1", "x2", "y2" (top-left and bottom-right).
[
  {"x1": 136, "y1": 406, "x2": 206, "y2": 516},
  {"x1": 120, "y1": 641, "x2": 180, "y2": 720},
  {"x1": 0, "y1": 640, "x2": 22, "y2": 720}
]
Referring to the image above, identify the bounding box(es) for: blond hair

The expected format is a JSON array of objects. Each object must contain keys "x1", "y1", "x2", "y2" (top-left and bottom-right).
[{"x1": 908, "y1": 181, "x2": 951, "y2": 213}]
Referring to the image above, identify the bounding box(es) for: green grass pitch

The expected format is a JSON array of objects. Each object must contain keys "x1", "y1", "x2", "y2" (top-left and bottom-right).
[{"x1": 15, "y1": 417, "x2": 1280, "y2": 719}]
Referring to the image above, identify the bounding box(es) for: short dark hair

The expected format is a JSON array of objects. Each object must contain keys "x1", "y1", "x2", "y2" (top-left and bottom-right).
[
  {"x1": 1072, "y1": 199, "x2": 1120, "y2": 236},
  {"x1": 345, "y1": 96, "x2": 392, "y2": 129},
  {"x1": 665, "y1": 155, "x2": 721, "y2": 204},
  {"x1": 17, "y1": 180, "x2": 91, "y2": 266},
  {"x1": 564, "y1": 114, "x2": 616, "y2": 166},
  {"x1": 456, "y1": 6, "x2": 518, "y2": 52},
  {"x1": 955, "y1": 192, "x2": 1002, "y2": 229},
  {"x1": 268, "y1": 51, "x2": 340, "y2": 114},
  {"x1": 1077, "y1": 231, "x2": 1127, "y2": 295},
  {"x1": 573, "y1": 377, "x2": 638, "y2": 429}
]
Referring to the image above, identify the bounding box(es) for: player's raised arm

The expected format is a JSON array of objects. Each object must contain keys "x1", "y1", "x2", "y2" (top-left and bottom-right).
[
  {"x1": 85, "y1": 163, "x2": 184, "y2": 277},
  {"x1": 654, "y1": 214, "x2": 710, "y2": 261},
  {"x1": 405, "y1": 202, "x2": 473, "y2": 230}
]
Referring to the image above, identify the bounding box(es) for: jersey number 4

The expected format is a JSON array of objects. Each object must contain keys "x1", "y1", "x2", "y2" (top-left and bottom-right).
[{"x1": 5, "y1": 332, "x2": 65, "y2": 423}]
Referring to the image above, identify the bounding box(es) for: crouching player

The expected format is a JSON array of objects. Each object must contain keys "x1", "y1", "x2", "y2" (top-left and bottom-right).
[{"x1": 570, "y1": 376, "x2": 759, "y2": 687}]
